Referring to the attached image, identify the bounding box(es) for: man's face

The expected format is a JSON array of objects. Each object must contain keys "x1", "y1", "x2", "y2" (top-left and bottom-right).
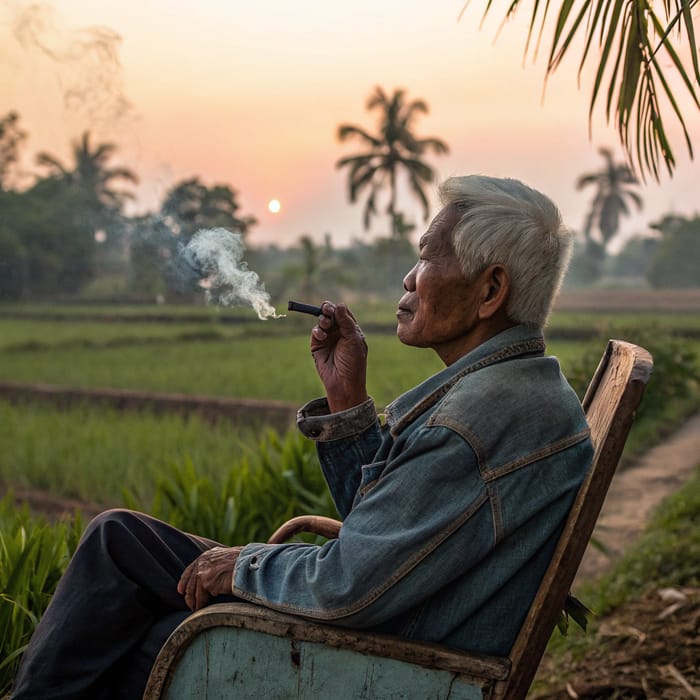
[{"x1": 396, "y1": 204, "x2": 483, "y2": 363}]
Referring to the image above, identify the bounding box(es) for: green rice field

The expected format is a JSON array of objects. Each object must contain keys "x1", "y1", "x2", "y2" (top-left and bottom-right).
[
  {"x1": 0, "y1": 326, "x2": 604, "y2": 406},
  {"x1": 0, "y1": 401, "x2": 265, "y2": 505},
  {"x1": 0, "y1": 304, "x2": 698, "y2": 507}
]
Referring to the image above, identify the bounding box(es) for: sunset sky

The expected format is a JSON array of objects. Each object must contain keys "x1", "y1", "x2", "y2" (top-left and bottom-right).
[{"x1": 2, "y1": 0, "x2": 698, "y2": 251}]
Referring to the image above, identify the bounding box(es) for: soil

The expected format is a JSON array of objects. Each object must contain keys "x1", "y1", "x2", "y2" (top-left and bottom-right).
[
  {"x1": 533, "y1": 587, "x2": 700, "y2": 699},
  {"x1": 10, "y1": 487, "x2": 103, "y2": 521}
]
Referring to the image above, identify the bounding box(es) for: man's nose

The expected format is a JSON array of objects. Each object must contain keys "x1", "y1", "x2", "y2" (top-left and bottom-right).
[{"x1": 403, "y1": 264, "x2": 417, "y2": 291}]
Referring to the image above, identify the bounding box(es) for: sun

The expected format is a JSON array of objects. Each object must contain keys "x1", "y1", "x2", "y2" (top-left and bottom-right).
[{"x1": 268, "y1": 199, "x2": 281, "y2": 214}]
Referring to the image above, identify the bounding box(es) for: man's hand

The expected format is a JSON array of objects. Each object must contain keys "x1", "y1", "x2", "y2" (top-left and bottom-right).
[
  {"x1": 177, "y1": 546, "x2": 243, "y2": 612},
  {"x1": 311, "y1": 302, "x2": 369, "y2": 413}
]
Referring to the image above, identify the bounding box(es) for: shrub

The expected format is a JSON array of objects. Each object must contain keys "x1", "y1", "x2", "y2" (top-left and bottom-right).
[
  {"x1": 0, "y1": 497, "x2": 83, "y2": 696},
  {"x1": 125, "y1": 429, "x2": 338, "y2": 545},
  {"x1": 565, "y1": 328, "x2": 700, "y2": 464},
  {"x1": 566, "y1": 326, "x2": 700, "y2": 422}
]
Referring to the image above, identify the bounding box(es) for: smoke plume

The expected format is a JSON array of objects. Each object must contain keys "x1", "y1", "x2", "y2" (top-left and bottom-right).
[
  {"x1": 178, "y1": 228, "x2": 281, "y2": 320},
  {"x1": 9, "y1": 2, "x2": 132, "y2": 131}
]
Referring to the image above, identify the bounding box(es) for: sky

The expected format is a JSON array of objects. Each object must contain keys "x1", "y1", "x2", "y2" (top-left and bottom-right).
[{"x1": 1, "y1": 0, "x2": 698, "y2": 252}]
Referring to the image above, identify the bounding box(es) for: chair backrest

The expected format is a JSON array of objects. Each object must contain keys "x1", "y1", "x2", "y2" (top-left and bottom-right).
[{"x1": 494, "y1": 340, "x2": 653, "y2": 700}]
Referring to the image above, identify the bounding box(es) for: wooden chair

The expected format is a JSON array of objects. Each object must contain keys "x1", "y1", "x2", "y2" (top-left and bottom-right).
[{"x1": 144, "y1": 340, "x2": 653, "y2": 700}]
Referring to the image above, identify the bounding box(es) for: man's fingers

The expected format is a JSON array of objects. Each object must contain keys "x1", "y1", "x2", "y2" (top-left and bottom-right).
[
  {"x1": 341, "y1": 304, "x2": 360, "y2": 324},
  {"x1": 334, "y1": 303, "x2": 353, "y2": 329},
  {"x1": 195, "y1": 579, "x2": 209, "y2": 611},
  {"x1": 179, "y1": 547, "x2": 241, "y2": 611},
  {"x1": 319, "y1": 301, "x2": 335, "y2": 318},
  {"x1": 185, "y1": 562, "x2": 200, "y2": 611},
  {"x1": 177, "y1": 562, "x2": 193, "y2": 596},
  {"x1": 335, "y1": 304, "x2": 365, "y2": 340},
  {"x1": 316, "y1": 302, "x2": 361, "y2": 333},
  {"x1": 311, "y1": 325, "x2": 328, "y2": 343}
]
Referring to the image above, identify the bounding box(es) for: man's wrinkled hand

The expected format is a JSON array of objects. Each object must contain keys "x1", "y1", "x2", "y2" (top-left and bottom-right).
[
  {"x1": 311, "y1": 302, "x2": 369, "y2": 412},
  {"x1": 177, "y1": 546, "x2": 243, "y2": 612}
]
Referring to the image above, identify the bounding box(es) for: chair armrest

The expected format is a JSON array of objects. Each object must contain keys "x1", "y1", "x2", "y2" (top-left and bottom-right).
[{"x1": 267, "y1": 515, "x2": 342, "y2": 543}]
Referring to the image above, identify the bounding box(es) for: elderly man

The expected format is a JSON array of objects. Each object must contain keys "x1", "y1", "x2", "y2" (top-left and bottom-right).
[{"x1": 11, "y1": 175, "x2": 593, "y2": 699}]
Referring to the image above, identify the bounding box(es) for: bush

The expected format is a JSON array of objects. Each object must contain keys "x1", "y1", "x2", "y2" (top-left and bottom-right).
[
  {"x1": 0, "y1": 497, "x2": 83, "y2": 696},
  {"x1": 124, "y1": 429, "x2": 338, "y2": 545},
  {"x1": 567, "y1": 326, "x2": 700, "y2": 460}
]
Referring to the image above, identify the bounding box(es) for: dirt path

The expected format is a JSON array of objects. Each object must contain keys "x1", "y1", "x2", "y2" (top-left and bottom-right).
[{"x1": 576, "y1": 412, "x2": 700, "y2": 582}]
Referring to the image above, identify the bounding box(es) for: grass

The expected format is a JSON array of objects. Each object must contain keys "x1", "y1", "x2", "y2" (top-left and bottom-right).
[
  {"x1": 125, "y1": 430, "x2": 338, "y2": 546},
  {"x1": 0, "y1": 331, "x2": 599, "y2": 408},
  {"x1": 1, "y1": 306, "x2": 697, "y2": 412},
  {"x1": 4, "y1": 301, "x2": 700, "y2": 336},
  {"x1": 0, "y1": 498, "x2": 83, "y2": 697},
  {"x1": 0, "y1": 335, "x2": 695, "y2": 509},
  {"x1": 547, "y1": 310, "x2": 700, "y2": 333},
  {"x1": 0, "y1": 311, "x2": 601, "y2": 508},
  {"x1": 0, "y1": 319, "x2": 240, "y2": 349},
  {"x1": 588, "y1": 464, "x2": 700, "y2": 613},
  {"x1": 0, "y1": 302, "x2": 254, "y2": 320},
  {"x1": 0, "y1": 305, "x2": 697, "y2": 509},
  {"x1": 0, "y1": 401, "x2": 270, "y2": 505},
  {"x1": 0, "y1": 326, "x2": 604, "y2": 509}
]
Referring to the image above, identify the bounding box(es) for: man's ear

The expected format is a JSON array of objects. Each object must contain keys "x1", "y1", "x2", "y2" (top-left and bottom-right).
[{"x1": 478, "y1": 264, "x2": 510, "y2": 320}]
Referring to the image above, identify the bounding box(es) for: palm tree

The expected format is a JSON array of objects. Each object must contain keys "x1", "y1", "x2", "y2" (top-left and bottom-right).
[
  {"x1": 576, "y1": 147, "x2": 643, "y2": 251},
  {"x1": 36, "y1": 131, "x2": 137, "y2": 213},
  {"x1": 336, "y1": 86, "x2": 449, "y2": 238},
  {"x1": 0, "y1": 111, "x2": 26, "y2": 191}
]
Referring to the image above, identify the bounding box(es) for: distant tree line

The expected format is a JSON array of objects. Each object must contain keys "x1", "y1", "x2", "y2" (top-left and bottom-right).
[
  {"x1": 0, "y1": 99, "x2": 697, "y2": 304},
  {"x1": 0, "y1": 112, "x2": 260, "y2": 302}
]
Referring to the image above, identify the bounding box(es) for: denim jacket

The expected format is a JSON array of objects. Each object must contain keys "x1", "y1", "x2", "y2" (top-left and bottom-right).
[{"x1": 233, "y1": 325, "x2": 593, "y2": 656}]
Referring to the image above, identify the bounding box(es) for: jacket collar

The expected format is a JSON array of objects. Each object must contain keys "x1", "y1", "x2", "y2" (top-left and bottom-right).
[{"x1": 385, "y1": 324, "x2": 545, "y2": 436}]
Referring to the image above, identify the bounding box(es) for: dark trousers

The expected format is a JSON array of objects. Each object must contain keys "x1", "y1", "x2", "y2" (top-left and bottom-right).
[{"x1": 10, "y1": 509, "x2": 231, "y2": 700}]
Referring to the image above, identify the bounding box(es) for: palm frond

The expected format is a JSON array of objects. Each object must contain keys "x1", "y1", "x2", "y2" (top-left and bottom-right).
[
  {"x1": 401, "y1": 158, "x2": 435, "y2": 182},
  {"x1": 90, "y1": 143, "x2": 117, "y2": 163},
  {"x1": 473, "y1": 0, "x2": 700, "y2": 181},
  {"x1": 35, "y1": 152, "x2": 67, "y2": 175},
  {"x1": 335, "y1": 153, "x2": 377, "y2": 170},
  {"x1": 104, "y1": 166, "x2": 139, "y2": 184},
  {"x1": 363, "y1": 186, "x2": 380, "y2": 231},
  {"x1": 366, "y1": 86, "x2": 390, "y2": 111},
  {"x1": 414, "y1": 137, "x2": 450, "y2": 155},
  {"x1": 349, "y1": 166, "x2": 378, "y2": 203},
  {"x1": 336, "y1": 124, "x2": 381, "y2": 146},
  {"x1": 406, "y1": 171, "x2": 432, "y2": 221},
  {"x1": 575, "y1": 173, "x2": 600, "y2": 189},
  {"x1": 404, "y1": 99, "x2": 429, "y2": 119}
]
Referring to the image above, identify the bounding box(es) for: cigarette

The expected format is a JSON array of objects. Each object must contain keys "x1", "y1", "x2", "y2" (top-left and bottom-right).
[{"x1": 287, "y1": 300, "x2": 323, "y2": 316}]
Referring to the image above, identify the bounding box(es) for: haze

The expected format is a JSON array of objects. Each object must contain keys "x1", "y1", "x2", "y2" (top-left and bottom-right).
[{"x1": 2, "y1": 0, "x2": 698, "y2": 250}]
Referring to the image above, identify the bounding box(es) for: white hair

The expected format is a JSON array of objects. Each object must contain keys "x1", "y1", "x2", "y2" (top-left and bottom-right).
[{"x1": 439, "y1": 175, "x2": 573, "y2": 328}]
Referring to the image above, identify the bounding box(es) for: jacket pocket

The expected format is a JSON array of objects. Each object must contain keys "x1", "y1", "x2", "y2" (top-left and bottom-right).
[{"x1": 355, "y1": 460, "x2": 387, "y2": 502}]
